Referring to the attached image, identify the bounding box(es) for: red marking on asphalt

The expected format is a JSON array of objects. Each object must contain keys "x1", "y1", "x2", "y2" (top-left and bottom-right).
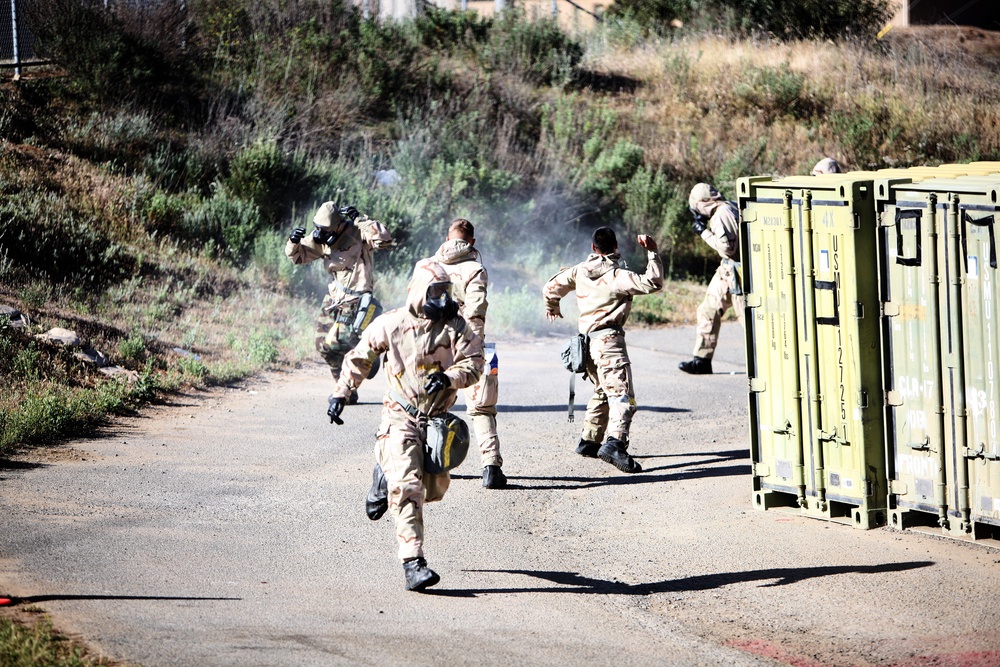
[{"x1": 727, "y1": 639, "x2": 831, "y2": 667}]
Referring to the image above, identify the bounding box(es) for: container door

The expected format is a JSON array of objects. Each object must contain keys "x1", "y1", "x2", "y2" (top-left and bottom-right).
[{"x1": 741, "y1": 183, "x2": 807, "y2": 510}]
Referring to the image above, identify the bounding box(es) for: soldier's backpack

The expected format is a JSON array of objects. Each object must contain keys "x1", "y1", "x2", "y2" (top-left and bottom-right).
[{"x1": 561, "y1": 334, "x2": 589, "y2": 422}]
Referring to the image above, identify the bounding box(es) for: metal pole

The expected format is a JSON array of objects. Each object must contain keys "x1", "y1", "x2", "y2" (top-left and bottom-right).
[
  {"x1": 363, "y1": 0, "x2": 370, "y2": 19},
  {"x1": 461, "y1": 0, "x2": 467, "y2": 10},
  {"x1": 495, "y1": 0, "x2": 506, "y2": 13},
  {"x1": 551, "y1": 0, "x2": 557, "y2": 18},
  {"x1": 10, "y1": 0, "x2": 20, "y2": 79}
]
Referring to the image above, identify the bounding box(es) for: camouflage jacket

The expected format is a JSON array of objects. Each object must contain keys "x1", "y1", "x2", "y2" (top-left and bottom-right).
[
  {"x1": 284, "y1": 215, "x2": 393, "y2": 305},
  {"x1": 543, "y1": 250, "x2": 663, "y2": 335},
  {"x1": 333, "y1": 260, "x2": 484, "y2": 417},
  {"x1": 431, "y1": 239, "x2": 489, "y2": 340},
  {"x1": 695, "y1": 200, "x2": 740, "y2": 261}
]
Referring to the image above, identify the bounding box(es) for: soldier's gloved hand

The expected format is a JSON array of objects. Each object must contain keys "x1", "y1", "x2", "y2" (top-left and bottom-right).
[
  {"x1": 424, "y1": 372, "x2": 450, "y2": 395},
  {"x1": 690, "y1": 216, "x2": 707, "y2": 235},
  {"x1": 289, "y1": 226, "x2": 307, "y2": 244},
  {"x1": 340, "y1": 205, "x2": 360, "y2": 222},
  {"x1": 327, "y1": 397, "x2": 345, "y2": 425}
]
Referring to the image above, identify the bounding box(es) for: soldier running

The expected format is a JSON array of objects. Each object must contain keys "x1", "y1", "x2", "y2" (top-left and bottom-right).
[
  {"x1": 430, "y1": 218, "x2": 506, "y2": 489},
  {"x1": 286, "y1": 202, "x2": 393, "y2": 404},
  {"x1": 543, "y1": 227, "x2": 663, "y2": 474},
  {"x1": 328, "y1": 259, "x2": 484, "y2": 592},
  {"x1": 678, "y1": 183, "x2": 744, "y2": 376}
]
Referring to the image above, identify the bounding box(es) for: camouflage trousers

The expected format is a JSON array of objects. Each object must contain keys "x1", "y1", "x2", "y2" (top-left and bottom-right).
[
  {"x1": 581, "y1": 329, "x2": 636, "y2": 445},
  {"x1": 315, "y1": 293, "x2": 362, "y2": 380},
  {"x1": 693, "y1": 261, "x2": 746, "y2": 360},
  {"x1": 464, "y1": 343, "x2": 502, "y2": 468},
  {"x1": 376, "y1": 402, "x2": 450, "y2": 562}
]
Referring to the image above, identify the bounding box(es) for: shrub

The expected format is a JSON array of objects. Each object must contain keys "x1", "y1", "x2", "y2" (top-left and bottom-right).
[
  {"x1": 181, "y1": 186, "x2": 264, "y2": 265},
  {"x1": 223, "y1": 141, "x2": 317, "y2": 225},
  {"x1": 0, "y1": 190, "x2": 136, "y2": 287},
  {"x1": 482, "y1": 11, "x2": 583, "y2": 86},
  {"x1": 732, "y1": 64, "x2": 812, "y2": 123},
  {"x1": 25, "y1": 0, "x2": 193, "y2": 106}
]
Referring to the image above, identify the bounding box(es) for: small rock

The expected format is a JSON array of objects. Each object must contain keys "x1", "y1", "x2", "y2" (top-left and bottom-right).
[
  {"x1": 99, "y1": 366, "x2": 140, "y2": 383},
  {"x1": 35, "y1": 327, "x2": 80, "y2": 347},
  {"x1": 172, "y1": 347, "x2": 202, "y2": 361},
  {"x1": 0, "y1": 305, "x2": 28, "y2": 329},
  {"x1": 75, "y1": 348, "x2": 109, "y2": 367}
]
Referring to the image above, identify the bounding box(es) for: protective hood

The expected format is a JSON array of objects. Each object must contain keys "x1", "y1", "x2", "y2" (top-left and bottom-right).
[
  {"x1": 313, "y1": 201, "x2": 344, "y2": 229},
  {"x1": 434, "y1": 238, "x2": 479, "y2": 265},
  {"x1": 689, "y1": 183, "x2": 724, "y2": 219},
  {"x1": 406, "y1": 259, "x2": 453, "y2": 319},
  {"x1": 580, "y1": 252, "x2": 621, "y2": 280}
]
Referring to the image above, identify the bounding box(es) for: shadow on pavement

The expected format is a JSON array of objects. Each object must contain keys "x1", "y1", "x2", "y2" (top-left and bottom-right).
[
  {"x1": 495, "y1": 404, "x2": 690, "y2": 414},
  {"x1": 0, "y1": 593, "x2": 242, "y2": 607},
  {"x1": 426, "y1": 562, "x2": 935, "y2": 598},
  {"x1": 453, "y1": 463, "x2": 751, "y2": 489}
]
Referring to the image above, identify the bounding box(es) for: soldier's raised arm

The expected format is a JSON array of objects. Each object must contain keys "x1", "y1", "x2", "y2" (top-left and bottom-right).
[
  {"x1": 357, "y1": 215, "x2": 394, "y2": 250},
  {"x1": 610, "y1": 235, "x2": 663, "y2": 296},
  {"x1": 699, "y1": 204, "x2": 739, "y2": 258}
]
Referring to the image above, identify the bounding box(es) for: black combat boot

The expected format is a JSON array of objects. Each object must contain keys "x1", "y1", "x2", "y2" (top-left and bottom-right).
[
  {"x1": 347, "y1": 390, "x2": 359, "y2": 405},
  {"x1": 365, "y1": 464, "x2": 388, "y2": 520},
  {"x1": 575, "y1": 439, "x2": 601, "y2": 458},
  {"x1": 482, "y1": 465, "x2": 507, "y2": 489},
  {"x1": 598, "y1": 436, "x2": 642, "y2": 474},
  {"x1": 403, "y1": 557, "x2": 440, "y2": 592},
  {"x1": 678, "y1": 356, "x2": 713, "y2": 375}
]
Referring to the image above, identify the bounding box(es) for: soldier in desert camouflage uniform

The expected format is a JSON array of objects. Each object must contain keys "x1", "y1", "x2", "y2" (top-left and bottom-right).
[
  {"x1": 543, "y1": 227, "x2": 663, "y2": 474},
  {"x1": 286, "y1": 202, "x2": 393, "y2": 402},
  {"x1": 678, "y1": 183, "x2": 744, "y2": 376},
  {"x1": 430, "y1": 218, "x2": 506, "y2": 490},
  {"x1": 328, "y1": 259, "x2": 483, "y2": 592}
]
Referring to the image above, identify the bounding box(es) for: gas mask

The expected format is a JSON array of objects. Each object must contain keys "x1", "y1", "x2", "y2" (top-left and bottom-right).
[
  {"x1": 312, "y1": 226, "x2": 340, "y2": 246},
  {"x1": 422, "y1": 282, "x2": 458, "y2": 321}
]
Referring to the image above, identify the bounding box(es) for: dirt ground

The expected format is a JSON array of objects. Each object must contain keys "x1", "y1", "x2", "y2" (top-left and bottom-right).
[{"x1": 2, "y1": 325, "x2": 1000, "y2": 667}]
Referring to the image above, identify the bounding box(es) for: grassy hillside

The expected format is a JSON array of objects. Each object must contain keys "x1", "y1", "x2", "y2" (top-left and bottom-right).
[{"x1": 2, "y1": 0, "x2": 1000, "y2": 458}]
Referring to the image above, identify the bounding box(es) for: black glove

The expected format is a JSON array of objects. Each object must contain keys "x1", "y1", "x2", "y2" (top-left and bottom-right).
[
  {"x1": 424, "y1": 372, "x2": 450, "y2": 395},
  {"x1": 690, "y1": 215, "x2": 708, "y2": 236},
  {"x1": 327, "y1": 396, "x2": 345, "y2": 425},
  {"x1": 340, "y1": 205, "x2": 360, "y2": 222},
  {"x1": 289, "y1": 226, "x2": 306, "y2": 244}
]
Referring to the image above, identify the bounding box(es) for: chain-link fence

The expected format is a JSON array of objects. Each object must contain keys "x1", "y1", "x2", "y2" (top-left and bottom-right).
[{"x1": 1, "y1": 0, "x2": 44, "y2": 70}]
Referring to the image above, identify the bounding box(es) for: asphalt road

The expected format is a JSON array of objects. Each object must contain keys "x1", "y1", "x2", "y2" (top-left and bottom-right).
[{"x1": 2, "y1": 323, "x2": 1000, "y2": 667}]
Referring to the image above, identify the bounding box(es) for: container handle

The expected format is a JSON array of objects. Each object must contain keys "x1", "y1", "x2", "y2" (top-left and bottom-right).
[
  {"x1": 894, "y1": 209, "x2": 922, "y2": 267},
  {"x1": 814, "y1": 279, "x2": 839, "y2": 326},
  {"x1": 960, "y1": 211, "x2": 997, "y2": 272}
]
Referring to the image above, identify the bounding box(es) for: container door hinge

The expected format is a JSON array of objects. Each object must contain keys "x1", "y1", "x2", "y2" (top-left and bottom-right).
[
  {"x1": 882, "y1": 302, "x2": 900, "y2": 317},
  {"x1": 749, "y1": 377, "x2": 767, "y2": 393},
  {"x1": 886, "y1": 390, "x2": 903, "y2": 406}
]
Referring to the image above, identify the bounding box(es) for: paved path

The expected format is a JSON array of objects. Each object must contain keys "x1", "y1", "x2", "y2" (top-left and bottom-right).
[{"x1": 2, "y1": 324, "x2": 999, "y2": 666}]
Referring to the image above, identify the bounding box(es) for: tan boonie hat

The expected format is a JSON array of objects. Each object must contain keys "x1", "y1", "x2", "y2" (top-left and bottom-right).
[
  {"x1": 811, "y1": 158, "x2": 841, "y2": 176},
  {"x1": 688, "y1": 183, "x2": 722, "y2": 209},
  {"x1": 313, "y1": 201, "x2": 344, "y2": 229}
]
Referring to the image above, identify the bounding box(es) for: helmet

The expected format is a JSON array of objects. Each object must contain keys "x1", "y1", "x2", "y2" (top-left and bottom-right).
[
  {"x1": 424, "y1": 412, "x2": 471, "y2": 474},
  {"x1": 811, "y1": 158, "x2": 842, "y2": 176},
  {"x1": 688, "y1": 183, "x2": 722, "y2": 210}
]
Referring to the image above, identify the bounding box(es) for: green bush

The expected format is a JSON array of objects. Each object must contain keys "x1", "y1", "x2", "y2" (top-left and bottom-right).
[
  {"x1": 181, "y1": 186, "x2": 264, "y2": 265},
  {"x1": 223, "y1": 141, "x2": 317, "y2": 225},
  {"x1": 733, "y1": 64, "x2": 813, "y2": 123},
  {"x1": 25, "y1": 0, "x2": 193, "y2": 106},
  {"x1": 608, "y1": 0, "x2": 893, "y2": 41},
  {"x1": 0, "y1": 191, "x2": 136, "y2": 287},
  {"x1": 482, "y1": 11, "x2": 583, "y2": 86}
]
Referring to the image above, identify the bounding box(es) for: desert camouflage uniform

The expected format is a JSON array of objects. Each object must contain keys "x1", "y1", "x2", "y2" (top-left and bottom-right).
[
  {"x1": 285, "y1": 210, "x2": 393, "y2": 380},
  {"x1": 432, "y1": 239, "x2": 502, "y2": 468},
  {"x1": 332, "y1": 260, "x2": 484, "y2": 561},
  {"x1": 692, "y1": 199, "x2": 745, "y2": 360},
  {"x1": 543, "y1": 249, "x2": 663, "y2": 445}
]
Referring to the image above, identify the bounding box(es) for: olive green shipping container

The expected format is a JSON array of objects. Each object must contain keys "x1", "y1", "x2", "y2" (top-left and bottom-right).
[
  {"x1": 740, "y1": 175, "x2": 888, "y2": 528},
  {"x1": 877, "y1": 174, "x2": 1000, "y2": 540}
]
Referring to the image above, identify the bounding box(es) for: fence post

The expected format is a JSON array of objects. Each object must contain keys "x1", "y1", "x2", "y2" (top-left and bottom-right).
[{"x1": 10, "y1": 0, "x2": 19, "y2": 78}]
